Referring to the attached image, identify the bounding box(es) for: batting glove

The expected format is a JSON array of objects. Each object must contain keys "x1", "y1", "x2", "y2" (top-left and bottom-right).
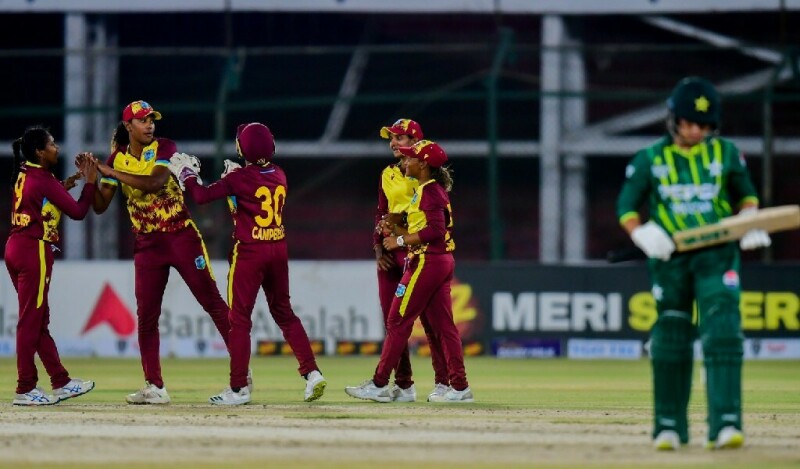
[
  {"x1": 221, "y1": 159, "x2": 241, "y2": 178},
  {"x1": 738, "y1": 207, "x2": 772, "y2": 250},
  {"x1": 631, "y1": 221, "x2": 675, "y2": 261}
]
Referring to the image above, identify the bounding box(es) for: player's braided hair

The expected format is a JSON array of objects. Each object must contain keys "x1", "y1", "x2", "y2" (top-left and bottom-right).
[
  {"x1": 110, "y1": 122, "x2": 129, "y2": 154},
  {"x1": 11, "y1": 125, "x2": 51, "y2": 183},
  {"x1": 431, "y1": 165, "x2": 453, "y2": 192}
]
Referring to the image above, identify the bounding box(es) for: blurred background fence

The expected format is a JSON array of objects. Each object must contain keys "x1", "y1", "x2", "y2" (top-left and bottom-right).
[{"x1": 1, "y1": 5, "x2": 799, "y2": 263}]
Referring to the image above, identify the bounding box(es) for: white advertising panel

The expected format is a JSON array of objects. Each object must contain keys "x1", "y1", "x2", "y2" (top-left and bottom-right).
[{"x1": 0, "y1": 260, "x2": 383, "y2": 357}]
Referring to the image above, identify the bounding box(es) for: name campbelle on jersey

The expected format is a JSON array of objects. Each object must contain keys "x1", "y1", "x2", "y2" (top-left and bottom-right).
[{"x1": 492, "y1": 292, "x2": 622, "y2": 332}]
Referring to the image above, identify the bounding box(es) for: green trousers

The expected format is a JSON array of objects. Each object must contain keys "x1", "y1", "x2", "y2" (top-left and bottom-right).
[{"x1": 648, "y1": 242, "x2": 744, "y2": 443}]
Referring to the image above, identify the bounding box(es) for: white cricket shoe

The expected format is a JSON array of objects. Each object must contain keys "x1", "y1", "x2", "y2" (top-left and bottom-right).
[
  {"x1": 13, "y1": 387, "x2": 59, "y2": 406},
  {"x1": 304, "y1": 370, "x2": 327, "y2": 402},
  {"x1": 126, "y1": 382, "x2": 171, "y2": 405},
  {"x1": 344, "y1": 380, "x2": 391, "y2": 403},
  {"x1": 390, "y1": 383, "x2": 417, "y2": 402},
  {"x1": 54, "y1": 378, "x2": 95, "y2": 401},
  {"x1": 427, "y1": 383, "x2": 450, "y2": 402},
  {"x1": 707, "y1": 426, "x2": 744, "y2": 450},
  {"x1": 209, "y1": 387, "x2": 251, "y2": 406},
  {"x1": 429, "y1": 386, "x2": 474, "y2": 403},
  {"x1": 653, "y1": 430, "x2": 680, "y2": 451},
  {"x1": 247, "y1": 368, "x2": 254, "y2": 393}
]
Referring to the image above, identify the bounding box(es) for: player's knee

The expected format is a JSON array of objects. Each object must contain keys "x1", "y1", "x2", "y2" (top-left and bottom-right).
[
  {"x1": 700, "y1": 301, "x2": 743, "y2": 357},
  {"x1": 650, "y1": 310, "x2": 695, "y2": 361}
]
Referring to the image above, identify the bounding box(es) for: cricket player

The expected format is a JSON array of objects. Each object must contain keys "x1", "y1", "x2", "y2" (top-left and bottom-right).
[
  {"x1": 171, "y1": 122, "x2": 327, "y2": 405},
  {"x1": 346, "y1": 140, "x2": 473, "y2": 403},
  {"x1": 375, "y1": 119, "x2": 450, "y2": 402},
  {"x1": 91, "y1": 101, "x2": 232, "y2": 404},
  {"x1": 616, "y1": 77, "x2": 771, "y2": 450},
  {"x1": 6, "y1": 126, "x2": 97, "y2": 405}
]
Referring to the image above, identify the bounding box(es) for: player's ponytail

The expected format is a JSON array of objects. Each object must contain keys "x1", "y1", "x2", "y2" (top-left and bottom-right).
[
  {"x1": 111, "y1": 122, "x2": 129, "y2": 153},
  {"x1": 431, "y1": 165, "x2": 453, "y2": 192},
  {"x1": 11, "y1": 137, "x2": 23, "y2": 184}
]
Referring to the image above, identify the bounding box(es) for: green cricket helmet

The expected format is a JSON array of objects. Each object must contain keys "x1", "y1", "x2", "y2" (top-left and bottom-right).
[{"x1": 667, "y1": 76, "x2": 721, "y2": 128}]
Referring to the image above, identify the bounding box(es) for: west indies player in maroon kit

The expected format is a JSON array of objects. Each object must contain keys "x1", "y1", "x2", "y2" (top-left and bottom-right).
[
  {"x1": 90, "y1": 101, "x2": 231, "y2": 404},
  {"x1": 172, "y1": 122, "x2": 326, "y2": 405},
  {"x1": 375, "y1": 119, "x2": 450, "y2": 402},
  {"x1": 346, "y1": 140, "x2": 473, "y2": 403},
  {"x1": 6, "y1": 126, "x2": 97, "y2": 405}
]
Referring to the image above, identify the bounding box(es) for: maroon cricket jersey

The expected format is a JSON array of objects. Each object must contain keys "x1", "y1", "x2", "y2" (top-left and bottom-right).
[
  {"x1": 407, "y1": 180, "x2": 455, "y2": 255},
  {"x1": 185, "y1": 162, "x2": 287, "y2": 243},
  {"x1": 9, "y1": 162, "x2": 95, "y2": 244}
]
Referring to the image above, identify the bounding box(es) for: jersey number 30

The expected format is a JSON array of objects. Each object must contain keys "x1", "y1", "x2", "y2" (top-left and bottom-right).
[{"x1": 254, "y1": 185, "x2": 286, "y2": 227}]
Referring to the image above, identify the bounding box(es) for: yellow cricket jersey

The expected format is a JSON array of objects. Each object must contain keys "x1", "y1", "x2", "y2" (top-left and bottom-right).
[
  {"x1": 102, "y1": 138, "x2": 191, "y2": 233},
  {"x1": 382, "y1": 164, "x2": 419, "y2": 213}
]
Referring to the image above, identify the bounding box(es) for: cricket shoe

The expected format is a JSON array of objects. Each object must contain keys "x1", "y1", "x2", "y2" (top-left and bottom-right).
[
  {"x1": 126, "y1": 382, "x2": 171, "y2": 405},
  {"x1": 209, "y1": 387, "x2": 251, "y2": 406},
  {"x1": 54, "y1": 378, "x2": 95, "y2": 402},
  {"x1": 344, "y1": 380, "x2": 392, "y2": 403},
  {"x1": 390, "y1": 384, "x2": 417, "y2": 402},
  {"x1": 653, "y1": 430, "x2": 680, "y2": 451},
  {"x1": 427, "y1": 383, "x2": 450, "y2": 402},
  {"x1": 429, "y1": 386, "x2": 474, "y2": 403},
  {"x1": 706, "y1": 426, "x2": 744, "y2": 450},
  {"x1": 304, "y1": 370, "x2": 327, "y2": 402},
  {"x1": 12, "y1": 387, "x2": 59, "y2": 406},
  {"x1": 247, "y1": 368, "x2": 254, "y2": 393}
]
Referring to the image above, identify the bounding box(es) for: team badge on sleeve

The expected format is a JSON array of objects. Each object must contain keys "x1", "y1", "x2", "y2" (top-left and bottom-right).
[
  {"x1": 194, "y1": 256, "x2": 207, "y2": 270},
  {"x1": 395, "y1": 284, "x2": 407, "y2": 298}
]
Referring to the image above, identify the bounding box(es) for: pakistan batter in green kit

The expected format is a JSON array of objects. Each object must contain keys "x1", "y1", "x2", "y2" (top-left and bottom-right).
[{"x1": 616, "y1": 77, "x2": 771, "y2": 451}]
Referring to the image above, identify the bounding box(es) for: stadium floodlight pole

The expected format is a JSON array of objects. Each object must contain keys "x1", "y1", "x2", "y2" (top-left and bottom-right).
[{"x1": 486, "y1": 27, "x2": 514, "y2": 261}]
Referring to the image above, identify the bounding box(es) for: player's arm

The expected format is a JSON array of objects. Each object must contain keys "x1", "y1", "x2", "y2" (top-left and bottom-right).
[
  {"x1": 185, "y1": 176, "x2": 232, "y2": 205},
  {"x1": 616, "y1": 150, "x2": 651, "y2": 234},
  {"x1": 104, "y1": 164, "x2": 171, "y2": 194},
  {"x1": 725, "y1": 145, "x2": 760, "y2": 213},
  {"x1": 43, "y1": 166, "x2": 97, "y2": 221}
]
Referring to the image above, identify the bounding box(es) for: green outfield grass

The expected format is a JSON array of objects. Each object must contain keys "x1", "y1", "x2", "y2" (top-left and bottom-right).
[
  {"x1": 0, "y1": 356, "x2": 798, "y2": 469},
  {"x1": 1, "y1": 356, "x2": 795, "y2": 410}
]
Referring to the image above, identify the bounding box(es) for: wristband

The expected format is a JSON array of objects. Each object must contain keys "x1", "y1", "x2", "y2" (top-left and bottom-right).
[{"x1": 396, "y1": 235, "x2": 405, "y2": 247}]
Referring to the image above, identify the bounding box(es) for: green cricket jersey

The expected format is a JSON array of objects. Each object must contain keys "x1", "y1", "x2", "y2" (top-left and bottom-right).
[{"x1": 616, "y1": 134, "x2": 759, "y2": 235}]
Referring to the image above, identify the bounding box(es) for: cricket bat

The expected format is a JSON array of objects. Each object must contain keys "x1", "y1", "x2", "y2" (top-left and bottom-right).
[{"x1": 607, "y1": 204, "x2": 800, "y2": 263}]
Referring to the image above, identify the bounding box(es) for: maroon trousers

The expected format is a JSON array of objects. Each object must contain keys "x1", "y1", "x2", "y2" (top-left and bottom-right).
[
  {"x1": 377, "y1": 248, "x2": 449, "y2": 388},
  {"x1": 227, "y1": 240, "x2": 318, "y2": 389},
  {"x1": 5, "y1": 236, "x2": 71, "y2": 394},
  {"x1": 133, "y1": 224, "x2": 230, "y2": 388},
  {"x1": 373, "y1": 252, "x2": 468, "y2": 391}
]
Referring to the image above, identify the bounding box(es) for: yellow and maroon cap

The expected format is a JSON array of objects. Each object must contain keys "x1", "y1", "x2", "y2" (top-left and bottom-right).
[
  {"x1": 122, "y1": 100, "x2": 162, "y2": 122},
  {"x1": 379, "y1": 118, "x2": 424, "y2": 140},
  {"x1": 397, "y1": 140, "x2": 448, "y2": 168}
]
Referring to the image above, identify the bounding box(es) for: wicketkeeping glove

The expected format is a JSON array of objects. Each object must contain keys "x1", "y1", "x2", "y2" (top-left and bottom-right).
[
  {"x1": 168, "y1": 152, "x2": 203, "y2": 190},
  {"x1": 631, "y1": 221, "x2": 675, "y2": 261},
  {"x1": 738, "y1": 207, "x2": 772, "y2": 250},
  {"x1": 221, "y1": 159, "x2": 241, "y2": 178}
]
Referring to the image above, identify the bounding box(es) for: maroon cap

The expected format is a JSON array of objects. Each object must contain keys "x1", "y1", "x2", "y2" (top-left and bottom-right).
[
  {"x1": 397, "y1": 140, "x2": 448, "y2": 168},
  {"x1": 122, "y1": 100, "x2": 162, "y2": 122},
  {"x1": 236, "y1": 122, "x2": 275, "y2": 165},
  {"x1": 379, "y1": 119, "x2": 424, "y2": 140}
]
